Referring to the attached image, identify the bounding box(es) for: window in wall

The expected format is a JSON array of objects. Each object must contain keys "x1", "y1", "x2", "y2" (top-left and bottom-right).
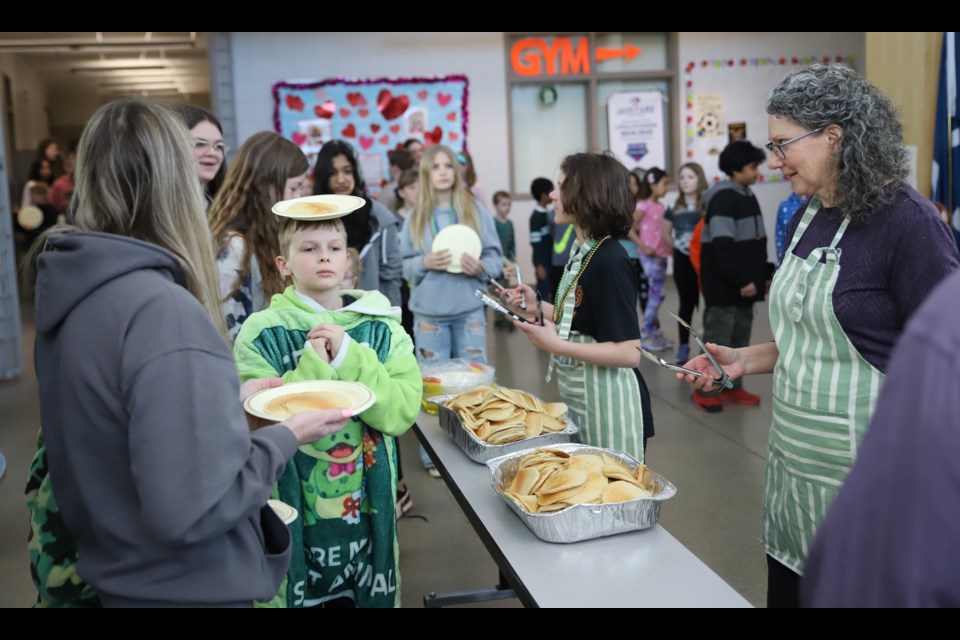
[
  {"x1": 505, "y1": 33, "x2": 677, "y2": 195},
  {"x1": 510, "y1": 82, "x2": 587, "y2": 199}
]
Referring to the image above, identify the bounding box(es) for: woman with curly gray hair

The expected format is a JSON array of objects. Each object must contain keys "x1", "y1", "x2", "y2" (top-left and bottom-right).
[{"x1": 678, "y1": 64, "x2": 960, "y2": 607}]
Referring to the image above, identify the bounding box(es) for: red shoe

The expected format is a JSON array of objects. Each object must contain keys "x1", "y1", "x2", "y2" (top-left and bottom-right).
[
  {"x1": 691, "y1": 391, "x2": 723, "y2": 413},
  {"x1": 720, "y1": 388, "x2": 761, "y2": 406}
]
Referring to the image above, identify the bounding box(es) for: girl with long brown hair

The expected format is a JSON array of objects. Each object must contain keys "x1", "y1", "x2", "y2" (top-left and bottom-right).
[{"x1": 208, "y1": 131, "x2": 309, "y2": 341}]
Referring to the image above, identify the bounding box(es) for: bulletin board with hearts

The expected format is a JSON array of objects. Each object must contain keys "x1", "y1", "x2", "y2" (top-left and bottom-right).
[
  {"x1": 273, "y1": 75, "x2": 469, "y2": 192},
  {"x1": 682, "y1": 55, "x2": 854, "y2": 184}
]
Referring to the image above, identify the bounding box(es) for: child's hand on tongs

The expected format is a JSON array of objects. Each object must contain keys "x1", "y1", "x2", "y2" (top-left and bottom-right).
[
  {"x1": 514, "y1": 316, "x2": 563, "y2": 352},
  {"x1": 498, "y1": 283, "x2": 538, "y2": 321}
]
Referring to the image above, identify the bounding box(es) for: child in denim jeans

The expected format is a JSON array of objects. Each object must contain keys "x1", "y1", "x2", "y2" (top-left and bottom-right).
[{"x1": 399, "y1": 144, "x2": 503, "y2": 472}]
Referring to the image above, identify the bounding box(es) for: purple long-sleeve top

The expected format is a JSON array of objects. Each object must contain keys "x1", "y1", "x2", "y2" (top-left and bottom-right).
[
  {"x1": 783, "y1": 185, "x2": 960, "y2": 372},
  {"x1": 802, "y1": 268, "x2": 960, "y2": 607}
]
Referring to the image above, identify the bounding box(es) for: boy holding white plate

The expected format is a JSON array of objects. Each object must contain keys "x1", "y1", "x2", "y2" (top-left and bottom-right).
[{"x1": 234, "y1": 215, "x2": 420, "y2": 608}]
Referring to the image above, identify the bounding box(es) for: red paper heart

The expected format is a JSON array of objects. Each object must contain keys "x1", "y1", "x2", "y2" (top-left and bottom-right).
[
  {"x1": 339, "y1": 107, "x2": 351, "y2": 118},
  {"x1": 371, "y1": 123, "x2": 381, "y2": 133},
  {"x1": 347, "y1": 92, "x2": 367, "y2": 107},
  {"x1": 358, "y1": 135, "x2": 374, "y2": 150},
  {"x1": 446, "y1": 112, "x2": 457, "y2": 122},
  {"x1": 389, "y1": 124, "x2": 401, "y2": 134},
  {"x1": 424, "y1": 126, "x2": 443, "y2": 145},
  {"x1": 286, "y1": 94, "x2": 304, "y2": 112},
  {"x1": 341, "y1": 124, "x2": 357, "y2": 138},
  {"x1": 437, "y1": 92, "x2": 452, "y2": 107},
  {"x1": 377, "y1": 89, "x2": 410, "y2": 120},
  {"x1": 359, "y1": 108, "x2": 369, "y2": 118},
  {"x1": 448, "y1": 131, "x2": 459, "y2": 141},
  {"x1": 291, "y1": 132, "x2": 308, "y2": 146},
  {"x1": 417, "y1": 90, "x2": 428, "y2": 100},
  {"x1": 379, "y1": 134, "x2": 390, "y2": 145},
  {"x1": 313, "y1": 101, "x2": 336, "y2": 119}
]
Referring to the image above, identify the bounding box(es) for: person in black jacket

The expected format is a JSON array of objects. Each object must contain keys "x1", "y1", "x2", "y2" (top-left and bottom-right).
[{"x1": 693, "y1": 141, "x2": 768, "y2": 412}]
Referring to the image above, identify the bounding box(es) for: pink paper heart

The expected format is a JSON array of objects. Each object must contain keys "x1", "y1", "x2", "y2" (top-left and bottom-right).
[
  {"x1": 447, "y1": 131, "x2": 459, "y2": 141},
  {"x1": 446, "y1": 111, "x2": 457, "y2": 121},
  {"x1": 291, "y1": 132, "x2": 308, "y2": 146},
  {"x1": 379, "y1": 134, "x2": 390, "y2": 145},
  {"x1": 358, "y1": 135, "x2": 374, "y2": 150},
  {"x1": 437, "y1": 92, "x2": 452, "y2": 107},
  {"x1": 417, "y1": 90, "x2": 428, "y2": 100}
]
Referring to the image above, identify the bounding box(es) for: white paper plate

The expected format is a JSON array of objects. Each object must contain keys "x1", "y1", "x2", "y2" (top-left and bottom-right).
[
  {"x1": 267, "y1": 499, "x2": 298, "y2": 525},
  {"x1": 243, "y1": 380, "x2": 375, "y2": 422},
  {"x1": 432, "y1": 223, "x2": 482, "y2": 274},
  {"x1": 272, "y1": 194, "x2": 366, "y2": 220},
  {"x1": 17, "y1": 206, "x2": 44, "y2": 231}
]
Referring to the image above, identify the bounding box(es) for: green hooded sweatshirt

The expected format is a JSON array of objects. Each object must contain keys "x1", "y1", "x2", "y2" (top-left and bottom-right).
[{"x1": 234, "y1": 286, "x2": 421, "y2": 608}]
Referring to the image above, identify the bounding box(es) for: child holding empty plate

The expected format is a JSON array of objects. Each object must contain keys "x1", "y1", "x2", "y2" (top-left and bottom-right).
[
  {"x1": 400, "y1": 144, "x2": 503, "y2": 474},
  {"x1": 400, "y1": 144, "x2": 503, "y2": 364}
]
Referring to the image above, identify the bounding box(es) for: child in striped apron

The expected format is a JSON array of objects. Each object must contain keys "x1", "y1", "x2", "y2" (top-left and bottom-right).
[{"x1": 501, "y1": 153, "x2": 653, "y2": 461}]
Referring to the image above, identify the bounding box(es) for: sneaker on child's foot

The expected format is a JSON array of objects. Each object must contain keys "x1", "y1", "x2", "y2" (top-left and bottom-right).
[
  {"x1": 675, "y1": 344, "x2": 690, "y2": 364},
  {"x1": 427, "y1": 467, "x2": 442, "y2": 478},
  {"x1": 395, "y1": 486, "x2": 414, "y2": 519},
  {"x1": 720, "y1": 388, "x2": 761, "y2": 406},
  {"x1": 691, "y1": 390, "x2": 723, "y2": 413},
  {"x1": 642, "y1": 334, "x2": 670, "y2": 352}
]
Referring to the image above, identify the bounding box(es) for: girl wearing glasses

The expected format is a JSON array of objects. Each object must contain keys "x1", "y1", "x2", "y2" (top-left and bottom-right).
[
  {"x1": 679, "y1": 64, "x2": 960, "y2": 608},
  {"x1": 173, "y1": 105, "x2": 228, "y2": 205}
]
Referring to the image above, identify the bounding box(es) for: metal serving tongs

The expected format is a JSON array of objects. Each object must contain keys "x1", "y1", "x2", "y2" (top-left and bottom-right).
[
  {"x1": 665, "y1": 311, "x2": 734, "y2": 390},
  {"x1": 637, "y1": 346, "x2": 704, "y2": 379}
]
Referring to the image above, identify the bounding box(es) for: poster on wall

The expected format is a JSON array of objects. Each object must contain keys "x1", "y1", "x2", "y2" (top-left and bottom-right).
[
  {"x1": 273, "y1": 75, "x2": 469, "y2": 194},
  {"x1": 607, "y1": 91, "x2": 666, "y2": 171},
  {"x1": 683, "y1": 55, "x2": 855, "y2": 184},
  {"x1": 693, "y1": 92, "x2": 727, "y2": 179}
]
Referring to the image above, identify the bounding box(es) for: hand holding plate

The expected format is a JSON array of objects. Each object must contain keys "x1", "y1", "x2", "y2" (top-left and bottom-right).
[
  {"x1": 423, "y1": 249, "x2": 452, "y2": 271},
  {"x1": 460, "y1": 253, "x2": 484, "y2": 277},
  {"x1": 284, "y1": 408, "x2": 353, "y2": 445}
]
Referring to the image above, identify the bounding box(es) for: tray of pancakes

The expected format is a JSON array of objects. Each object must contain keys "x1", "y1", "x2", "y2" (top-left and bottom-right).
[
  {"x1": 244, "y1": 380, "x2": 375, "y2": 422},
  {"x1": 272, "y1": 194, "x2": 366, "y2": 220},
  {"x1": 430, "y1": 386, "x2": 578, "y2": 464},
  {"x1": 487, "y1": 443, "x2": 677, "y2": 543}
]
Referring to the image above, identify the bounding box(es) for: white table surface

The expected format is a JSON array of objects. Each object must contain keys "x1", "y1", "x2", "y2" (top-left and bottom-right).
[{"x1": 415, "y1": 411, "x2": 752, "y2": 608}]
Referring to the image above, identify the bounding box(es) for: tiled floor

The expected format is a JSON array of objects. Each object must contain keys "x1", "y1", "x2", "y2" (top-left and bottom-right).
[{"x1": 0, "y1": 284, "x2": 774, "y2": 607}]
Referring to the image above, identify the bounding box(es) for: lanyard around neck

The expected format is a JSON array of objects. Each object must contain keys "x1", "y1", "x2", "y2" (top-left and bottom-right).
[{"x1": 431, "y1": 207, "x2": 459, "y2": 237}]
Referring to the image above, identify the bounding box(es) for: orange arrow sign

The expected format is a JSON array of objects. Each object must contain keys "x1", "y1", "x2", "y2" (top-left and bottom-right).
[{"x1": 595, "y1": 44, "x2": 642, "y2": 63}]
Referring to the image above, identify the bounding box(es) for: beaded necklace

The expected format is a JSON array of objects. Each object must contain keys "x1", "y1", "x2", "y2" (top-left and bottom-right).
[{"x1": 553, "y1": 235, "x2": 610, "y2": 324}]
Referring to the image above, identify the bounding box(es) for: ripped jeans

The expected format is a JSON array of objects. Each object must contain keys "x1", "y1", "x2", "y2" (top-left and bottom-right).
[
  {"x1": 414, "y1": 308, "x2": 488, "y2": 470},
  {"x1": 412, "y1": 308, "x2": 488, "y2": 365}
]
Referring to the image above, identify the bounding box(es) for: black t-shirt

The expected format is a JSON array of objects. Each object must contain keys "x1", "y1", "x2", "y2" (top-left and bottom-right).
[
  {"x1": 568, "y1": 240, "x2": 641, "y2": 342},
  {"x1": 564, "y1": 239, "x2": 653, "y2": 439}
]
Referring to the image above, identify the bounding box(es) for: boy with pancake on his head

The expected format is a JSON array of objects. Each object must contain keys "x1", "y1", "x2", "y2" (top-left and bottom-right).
[{"x1": 234, "y1": 215, "x2": 421, "y2": 608}]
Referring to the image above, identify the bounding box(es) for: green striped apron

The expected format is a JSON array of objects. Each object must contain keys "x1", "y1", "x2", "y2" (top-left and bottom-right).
[
  {"x1": 547, "y1": 238, "x2": 646, "y2": 462},
  {"x1": 764, "y1": 198, "x2": 884, "y2": 573}
]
